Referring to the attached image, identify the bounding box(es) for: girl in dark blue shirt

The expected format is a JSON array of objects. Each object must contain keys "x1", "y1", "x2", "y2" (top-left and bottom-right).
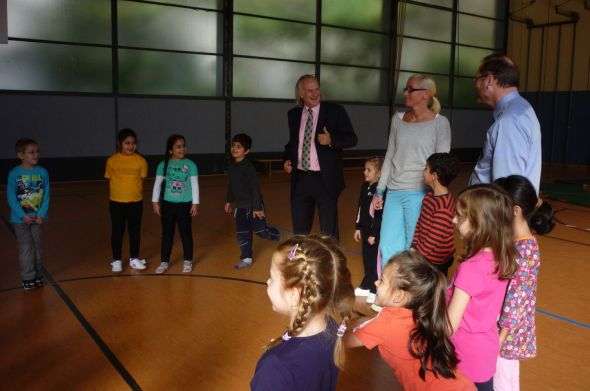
[{"x1": 250, "y1": 235, "x2": 355, "y2": 391}]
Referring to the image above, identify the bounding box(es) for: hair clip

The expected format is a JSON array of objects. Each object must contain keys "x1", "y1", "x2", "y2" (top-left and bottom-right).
[
  {"x1": 282, "y1": 331, "x2": 292, "y2": 341},
  {"x1": 336, "y1": 323, "x2": 347, "y2": 338},
  {"x1": 288, "y1": 244, "x2": 299, "y2": 260}
]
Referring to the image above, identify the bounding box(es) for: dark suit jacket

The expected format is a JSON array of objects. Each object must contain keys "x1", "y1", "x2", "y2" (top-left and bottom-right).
[{"x1": 283, "y1": 102, "x2": 358, "y2": 198}]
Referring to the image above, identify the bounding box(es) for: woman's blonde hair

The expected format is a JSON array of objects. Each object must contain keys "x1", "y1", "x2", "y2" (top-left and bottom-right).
[
  {"x1": 410, "y1": 74, "x2": 441, "y2": 114},
  {"x1": 455, "y1": 184, "x2": 517, "y2": 279},
  {"x1": 267, "y1": 235, "x2": 355, "y2": 369}
]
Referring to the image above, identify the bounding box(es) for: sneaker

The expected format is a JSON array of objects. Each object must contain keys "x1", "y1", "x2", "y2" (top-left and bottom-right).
[
  {"x1": 370, "y1": 303, "x2": 383, "y2": 313},
  {"x1": 233, "y1": 258, "x2": 253, "y2": 270},
  {"x1": 35, "y1": 277, "x2": 44, "y2": 287},
  {"x1": 354, "y1": 287, "x2": 371, "y2": 297},
  {"x1": 22, "y1": 280, "x2": 37, "y2": 291},
  {"x1": 111, "y1": 260, "x2": 123, "y2": 273},
  {"x1": 155, "y1": 262, "x2": 169, "y2": 274},
  {"x1": 182, "y1": 260, "x2": 193, "y2": 273},
  {"x1": 366, "y1": 293, "x2": 377, "y2": 304},
  {"x1": 129, "y1": 258, "x2": 147, "y2": 270}
]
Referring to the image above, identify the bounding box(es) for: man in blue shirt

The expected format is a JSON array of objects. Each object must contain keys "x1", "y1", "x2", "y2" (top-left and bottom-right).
[{"x1": 469, "y1": 54, "x2": 542, "y2": 193}]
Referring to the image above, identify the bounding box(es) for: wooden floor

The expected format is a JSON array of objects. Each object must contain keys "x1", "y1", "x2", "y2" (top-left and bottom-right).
[{"x1": 1, "y1": 164, "x2": 589, "y2": 390}]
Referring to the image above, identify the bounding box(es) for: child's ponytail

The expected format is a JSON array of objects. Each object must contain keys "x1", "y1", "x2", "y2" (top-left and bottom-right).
[
  {"x1": 388, "y1": 252, "x2": 459, "y2": 379},
  {"x1": 494, "y1": 175, "x2": 555, "y2": 235}
]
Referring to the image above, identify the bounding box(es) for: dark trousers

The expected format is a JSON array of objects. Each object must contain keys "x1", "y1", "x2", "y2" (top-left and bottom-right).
[
  {"x1": 359, "y1": 229, "x2": 379, "y2": 293},
  {"x1": 160, "y1": 201, "x2": 193, "y2": 262},
  {"x1": 475, "y1": 378, "x2": 493, "y2": 391},
  {"x1": 235, "y1": 207, "x2": 280, "y2": 260},
  {"x1": 291, "y1": 172, "x2": 339, "y2": 240},
  {"x1": 433, "y1": 256, "x2": 454, "y2": 278},
  {"x1": 109, "y1": 200, "x2": 143, "y2": 260}
]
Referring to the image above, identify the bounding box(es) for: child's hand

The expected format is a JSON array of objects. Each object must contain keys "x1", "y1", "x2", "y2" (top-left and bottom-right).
[
  {"x1": 152, "y1": 202, "x2": 161, "y2": 216},
  {"x1": 23, "y1": 215, "x2": 35, "y2": 224},
  {"x1": 354, "y1": 230, "x2": 361, "y2": 242},
  {"x1": 190, "y1": 204, "x2": 198, "y2": 217},
  {"x1": 283, "y1": 160, "x2": 292, "y2": 174},
  {"x1": 224, "y1": 202, "x2": 232, "y2": 213},
  {"x1": 367, "y1": 236, "x2": 375, "y2": 245},
  {"x1": 372, "y1": 194, "x2": 383, "y2": 210},
  {"x1": 253, "y1": 210, "x2": 265, "y2": 219},
  {"x1": 35, "y1": 216, "x2": 44, "y2": 225}
]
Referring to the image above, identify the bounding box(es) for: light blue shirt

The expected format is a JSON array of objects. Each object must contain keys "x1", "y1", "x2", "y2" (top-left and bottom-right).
[{"x1": 469, "y1": 91, "x2": 542, "y2": 193}]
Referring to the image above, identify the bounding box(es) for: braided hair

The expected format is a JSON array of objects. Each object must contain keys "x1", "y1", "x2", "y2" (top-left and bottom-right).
[{"x1": 267, "y1": 235, "x2": 355, "y2": 368}]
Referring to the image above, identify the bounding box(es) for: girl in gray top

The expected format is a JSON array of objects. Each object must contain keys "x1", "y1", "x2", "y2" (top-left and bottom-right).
[{"x1": 373, "y1": 75, "x2": 451, "y2": 270}]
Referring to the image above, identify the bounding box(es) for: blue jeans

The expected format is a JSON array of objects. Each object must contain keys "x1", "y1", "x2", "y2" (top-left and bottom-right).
[
  {"x1": 235, "y1": 207, "x2": 280, "y2": 260},
  {"x1": 379, "y1": 189, "x2": 425, "y2": 268}
]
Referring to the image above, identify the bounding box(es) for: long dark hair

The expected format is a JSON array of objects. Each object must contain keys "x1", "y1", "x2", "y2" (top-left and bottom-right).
[
  {"x1": 385, "y1": 252, "x2": 458, "y2": 380},
  {"x1": 163, "y1": 134, "x2": 185, "y2": 175},
  {"x1": 494, "y1": 175, "x2": 555, "y2": 234}
]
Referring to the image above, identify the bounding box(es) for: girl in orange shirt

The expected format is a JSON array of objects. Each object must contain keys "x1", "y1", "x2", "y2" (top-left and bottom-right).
[{"x1": 345, "y1": 251, "x2": 475, "y2": 390}]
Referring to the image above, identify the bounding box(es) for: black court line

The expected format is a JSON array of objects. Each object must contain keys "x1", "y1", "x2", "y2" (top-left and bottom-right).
[{"x1": 1, "y1": 212, "x2": 142, "y2": 391}]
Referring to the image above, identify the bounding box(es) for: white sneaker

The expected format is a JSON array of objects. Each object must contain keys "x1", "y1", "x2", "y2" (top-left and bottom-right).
[
  {"x1": 111, "y1": 260, "x2": 123, "y2": 273},
  {"x1": 370, "y1": 303, "x2": 383, "y2": 313},
  {"x1": 355, "y1": 287, "x2": 371, "y2": 297},
  {"x1": 155, "y1": 262, "x2": 169, "y2": 274},
  {"x1": 129, "y1": 258, "x2": 147, "y2": 270},
  {"x1": 366, "y1": 293, "x2": 376, "y2": 304},
  {"x1": 182, "y1": 260, "x2": 193, "y2": 273}
]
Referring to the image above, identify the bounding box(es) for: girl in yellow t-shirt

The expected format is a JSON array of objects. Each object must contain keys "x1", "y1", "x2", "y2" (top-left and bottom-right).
[{"x1": 104, "y1": 128, "x2": 148, "y2": 273}]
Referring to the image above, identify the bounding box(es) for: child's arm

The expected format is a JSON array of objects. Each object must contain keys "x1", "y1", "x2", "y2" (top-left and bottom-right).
[
  {"x1": 6, "y1": 170, "x2": 26, "y2": 222},
  {"x1": 151, "y1": 175, "x2": 164, "y2": 216},
  {"x1": 447, "y1": 287, "x2": 470, "y2": 335},
  {"x1": 499, "y1": 327, "x2": 509, "y2": 347},
  {"x1": 414, "y1": 209, "x2": 455, "y2": 263},
  {"x1": 343, "y1": 316, "x2": 371, "y2": 348},
  {"x1": 245, "y1": 162, "x2": 263, "y2": 214},
  {"x1": 369, "y1": 191, "x2": 386, "y2": 242},
  {"x1": 190, "y1": 175, "x2": 199, "y2": 217},
  {"x1": 36, "y1": 168, "x2": 51, "y2": 224}
]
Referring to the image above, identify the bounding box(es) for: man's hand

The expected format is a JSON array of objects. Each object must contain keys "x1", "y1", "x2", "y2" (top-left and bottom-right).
[
  {"x1": 354, "y1": 230, "x2": 361, "y2": 242},
  {"x1": 224, "y1": 202, "x2": 232, "y2": 213},
  {"x1": 318, "y1": 127, "x2": 331, "y2": 146},
  {"x1": 253, "y1": 210, "x2": 265, "y2": 219},
  {"x1": 284, "y1": 160, "x2": 292, "y2": 174}
]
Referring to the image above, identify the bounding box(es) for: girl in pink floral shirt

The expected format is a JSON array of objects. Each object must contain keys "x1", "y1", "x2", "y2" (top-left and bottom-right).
[{"x1": 493, "y1": 175, "x2": 555, "y2": 391}]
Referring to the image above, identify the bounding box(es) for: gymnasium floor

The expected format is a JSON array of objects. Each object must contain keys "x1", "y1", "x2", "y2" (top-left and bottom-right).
[{"x1": 1, "y1": 164, "x2": 589, "y2": 390}]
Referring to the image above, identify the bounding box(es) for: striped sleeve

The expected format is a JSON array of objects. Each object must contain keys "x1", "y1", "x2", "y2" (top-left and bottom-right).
[{"x1": 414, "y1": 193, "x2": 456, "y2": 264}]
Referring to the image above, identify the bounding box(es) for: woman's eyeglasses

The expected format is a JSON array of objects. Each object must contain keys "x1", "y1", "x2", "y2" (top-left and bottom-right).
[{"x1": 403, "y1": 87, "x2": 427, "y2": 93}]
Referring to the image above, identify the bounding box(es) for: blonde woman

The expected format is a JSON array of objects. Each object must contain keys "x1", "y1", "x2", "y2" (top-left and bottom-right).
[{"x1": 373, "y1": 75, "x2": 451, "y2": 268}]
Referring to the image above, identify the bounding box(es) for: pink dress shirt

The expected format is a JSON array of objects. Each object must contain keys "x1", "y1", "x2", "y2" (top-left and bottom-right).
[{"x1": 297, "y1": 104, "x2": 321, "y2": 171}]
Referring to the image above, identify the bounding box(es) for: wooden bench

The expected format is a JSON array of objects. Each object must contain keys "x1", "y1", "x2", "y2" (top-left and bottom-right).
[{"x1": 257, "y1": 156, "x2": 374, "y2": 176}]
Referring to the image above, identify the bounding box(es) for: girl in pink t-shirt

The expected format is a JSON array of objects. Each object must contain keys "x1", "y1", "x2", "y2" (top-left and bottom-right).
[
  {"x1": 447, "y1": 184, "x2": 518, "y2": 390},
  {"x1": 493, "y1": 175, "x2": 555, "y2": 391}
]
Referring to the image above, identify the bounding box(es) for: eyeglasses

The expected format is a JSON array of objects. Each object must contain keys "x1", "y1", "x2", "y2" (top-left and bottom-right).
[
  {"x1": 473, "y1": 74, "x2": 491, "y2": 82},
  {"x1": 403, "y1": 87, "x2": 427, "y2": 93}
]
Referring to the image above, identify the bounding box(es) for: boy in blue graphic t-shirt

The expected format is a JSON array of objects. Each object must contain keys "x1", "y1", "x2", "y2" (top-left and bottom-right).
[{"x1": 7, "y1": 138, "x2": 51, "y2": 291}]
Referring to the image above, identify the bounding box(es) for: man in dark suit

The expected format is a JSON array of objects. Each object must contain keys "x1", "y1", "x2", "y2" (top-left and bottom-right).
[{"x1": 283, "y1": 74, "x2": 358, "y2": 240}]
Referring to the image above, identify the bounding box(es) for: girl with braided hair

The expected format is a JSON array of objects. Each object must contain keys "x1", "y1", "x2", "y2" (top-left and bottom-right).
[
  {"x1": 250, "y1": 235, "x2": 354, "y2": 391},
  {"x1": 345, "y1": 251, "x2": 475, "y2": 390}
]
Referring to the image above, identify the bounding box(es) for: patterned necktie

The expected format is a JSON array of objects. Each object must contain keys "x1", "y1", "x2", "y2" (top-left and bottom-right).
[{"x1": 302, "y1": 108, "x2": 313, "y2": 170}]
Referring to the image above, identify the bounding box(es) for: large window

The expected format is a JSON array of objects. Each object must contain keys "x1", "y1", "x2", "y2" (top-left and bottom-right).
[
  {"x1": 0, "y1": 0, "x2": 506, "y2": 107},
  {"x1": 397, "y1": 0, "x2": 505, "y2": 108}
]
